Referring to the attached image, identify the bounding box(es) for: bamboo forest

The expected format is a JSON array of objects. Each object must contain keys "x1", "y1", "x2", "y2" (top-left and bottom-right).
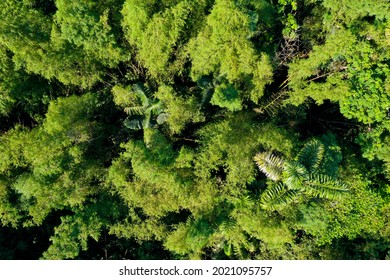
[{"x1": 0, "y1": 0, "x2": 389, "y2": 260}]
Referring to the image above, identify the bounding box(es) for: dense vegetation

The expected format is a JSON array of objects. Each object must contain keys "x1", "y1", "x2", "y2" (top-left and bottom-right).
[{"x1": 0, "y1": 0, "x2": 389, "y2": 260}]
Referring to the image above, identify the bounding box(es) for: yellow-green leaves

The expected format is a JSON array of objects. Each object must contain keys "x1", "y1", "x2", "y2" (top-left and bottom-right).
[
  {"x1": 188, "y1": 0, "x2": 273, "y2": 103},
  {"x1": 155, "y1": 85, "x2": 204, "y2": 134},
  {"x1": 52, "y1": 0, "x2": 124, "y2": 67},
  {"x1": 122, "y1": 0, "x2": 208, "y2": 82}
]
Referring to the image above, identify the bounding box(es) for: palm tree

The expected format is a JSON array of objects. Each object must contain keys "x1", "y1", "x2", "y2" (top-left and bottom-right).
[
  {"x1": 123, "y1": 83, "x2": 168, "y2": 130},
  {"x1": 254, "y1": 139, "x2": 349, "y2": 211}
]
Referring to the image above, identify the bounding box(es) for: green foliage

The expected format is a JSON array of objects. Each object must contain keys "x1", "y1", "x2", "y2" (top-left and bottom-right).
[
  {"x1": 253, "y1": 152, "x2": 285, "y2": 181},
  {"x1": 287, "y1": 28, "x2": 356, "y2": 105},
  {"x1": 322, "y1": 0, "x2": 389, "y2": 24},
  {"x1": 297, "y1": 139, "x2": 324, "y2": 172},
  {"x1": 122, "y1": 0, "x2": 209, "y2": 81},
  {"x1": 0, "y1": 93, "x2": 105, "y2": 225},
  {"x1": 108, "y1": 129, "x2": 188, "y2": 219},
  {"x1": 255, "y1": 138, "x2": 348, "y2": 211},
  {"x1": 260, "y1": 182, "x2": 301, "y2": 211},
  {"x1": 0, "y1": 0, "x2": 125, "y2": 87},
  {"x1": 195, "y1": 113, "x2": 297, "y2": 188},
  {"x1": 111, "y1": 84, "x2": 137, "y2": 108},
  {"x1": 0, "y1": 126, "x2": 29, "y2": 174},
  {"x1": 52, "y1": 0, "x2": 124, "y2": 67},
  {"x1": 210, "y1": 83, "x2": 242, "y2": 112},
  {"x1": 277, "y1": 0, "x2": 299, "y2": 38},
  {"x1": 286, "y1": 11, "x2": 390, "y2": 180},
  {"x1": 0, "y1": 46, "x2": 18, "y2": 115},
  {"x1": 340, "y1": 41, "x2": 390, "y2": 125},
  {"x1": 164, "y1": 217, "x2": 215, "y2": 258},
  {"x1": 0, "y1": 0, "x2": 389, "y2": 261},
  {"x1": 121, "y1": 84, "x2": 164, "y2": 130},
  {"x1": 155, "y1": 85, "x2": 204, "y2": 134},
  {"x1": 291, "y1": 176, "x2": 387, "y2": 246},
  {"x1": 0, "y1": 178, "x2": 22, "y2": 227},
  {"x1": 42, "y1": 207, "x2": 104, "y2": 260},
  {"x1": 188, "y1": 0, "x2": 274, "y2": 103}
]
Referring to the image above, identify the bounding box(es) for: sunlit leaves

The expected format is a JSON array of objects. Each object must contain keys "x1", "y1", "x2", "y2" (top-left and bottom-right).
[
  {"x1": 188, "y1": 0, "x2": 273, "y2": 103},
  {"x1": 253, "y1": 152, "x2": 284, "y2": 181},
  {"x1": 122, "y1": 0, "x2": 208, "y2": 81},
  {"x1": 255, "y1": 138, "x2": 348, "y2": 211},
  {"x1": 261, "y1": 183, "x2": 300, "y2": 211}
]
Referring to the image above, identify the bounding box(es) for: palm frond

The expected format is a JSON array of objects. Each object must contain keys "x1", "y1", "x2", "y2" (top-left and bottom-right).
[
  {"x1": 224, "y1": 242, "x2": 233, "y2": 257},
  {"x1": 283, "y1": 161, "x2": 307, "y2": 190},
  {"x1": 258, "y1": 90, "x2": 288, "y2": 116},
  {"x1": 124, "y1": 105, "x2": 146, "y2": 115},
  {"x1": 145, "y1": 101, "x2": 163, "y2": 115},
  {"x1": 219, "y1": 220, "x2": 237, "y2": 235},
  {"x1": 304, "y1": 173, "x2": 349, "y2": 199},
  {"x1": 142, "y1": 111, "x2": 152, "y2": 129},
  {"x1": 132, "y1": 83, "x2": 150, "y2": 108},
  {"x1": 261, "y1": 183, "x2": 300, "y2": 211},
  {"x1": 254, "y1": 152, "x2": 285, "y2": 181},
  {"x1": 123, "y1": 84, "x2": 151, "y2": 115},
  {"x1": 297, "y1": 139, "x2": 324, "y2": 173}
]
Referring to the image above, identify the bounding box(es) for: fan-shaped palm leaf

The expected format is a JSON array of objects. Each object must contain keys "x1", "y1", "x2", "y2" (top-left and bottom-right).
[{"x1": 253, "y1": 152, "x2": 284, "y2": 181}]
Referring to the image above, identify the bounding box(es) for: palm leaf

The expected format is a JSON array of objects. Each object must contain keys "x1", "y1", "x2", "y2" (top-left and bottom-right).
[
  {"x1": 132, "y1": 83, "x2": 150, "y2": 108},
  {"x1": 254, "y1": 152, "x2": 284, "y2": 181},
  {"x1": 261, "y1": 183, "x2": 300, "y2": 211},
  {"x1": 259, "y1": 90, "x2": 288, "y2": 116},
  {"x1": 124, "y1": 105, "x2": 146, "y2": 115},
  {"x1": 145, "y1": 101, "x2": 163, "y2": 115},
  {"x1": 219, "y1": 220, "x2": 237, "y2": 235},
  {"x1": 297, "y1": 139, "x2": 324, "y2": 173},
  {"x1": 304, "y1": 174, "x2": 349, "y2": 199},
  {"x1": 123, "y1": 84, "x2": 151, "y2": 115},
  {"x1": 224, "y1": 242, "x2": 233, "y2": 257},
  {"x1": 283, "y1": 161, "x2": 307, "y2": 190},
  {"x1": 142, "y1": 111, "x2": 152, "y2": 129}
]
